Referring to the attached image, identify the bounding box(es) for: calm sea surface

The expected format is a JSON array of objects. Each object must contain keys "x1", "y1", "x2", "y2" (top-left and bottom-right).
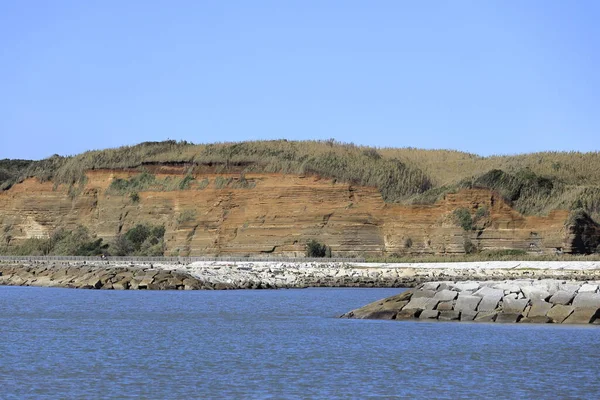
[{"x1": 1, "y1": 286, "x2": 600, "y2": 399}]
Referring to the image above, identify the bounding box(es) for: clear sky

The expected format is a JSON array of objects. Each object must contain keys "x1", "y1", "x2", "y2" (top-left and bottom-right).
[{"x1": 1, "y1": 1, "x2": 599, "y2": 160}]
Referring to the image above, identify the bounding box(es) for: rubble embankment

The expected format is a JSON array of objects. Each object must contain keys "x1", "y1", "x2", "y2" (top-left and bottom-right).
[{"x1": 2, "y1": 260, "x2": 600, "y2": 290}]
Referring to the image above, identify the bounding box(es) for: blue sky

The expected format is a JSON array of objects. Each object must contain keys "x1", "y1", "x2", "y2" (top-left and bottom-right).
[{"x1": 1, "y1": 1, "x2": 599, "y2": 160}]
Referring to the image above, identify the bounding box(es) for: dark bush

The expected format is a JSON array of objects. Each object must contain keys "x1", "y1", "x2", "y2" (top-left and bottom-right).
[{"x1": 306, "y1": 239, "x2": 329, "y2": 258}]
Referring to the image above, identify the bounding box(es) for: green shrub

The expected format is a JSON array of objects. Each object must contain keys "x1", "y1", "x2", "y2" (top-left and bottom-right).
[
  {"x1": 474, "y1": 205, "x2": 489, "y2": 220},
  {"x1": 0, "y1": 225, "x2": 108, "y2": 256},
  {"x1": 214, "y1": 176, "x2": 231, "y2": 189},
  {"x1": 197, "y1": 178, "x2": 209, "y2": 189},
  {"x1": 179, "y1": 174, "x2": 194, "y2": 190},
  {"x1": 453, "y1": 208, "x2": 473, "y2": 231},
  {"x1": 129, "y1": 192, "x2": 140, "y2": 203},
  {"x1": 114, "y1": 224, "x2": 166, "y2": 256},
  {"x1": 463, "y1": 238, "x2": 476, "y2": 254}
]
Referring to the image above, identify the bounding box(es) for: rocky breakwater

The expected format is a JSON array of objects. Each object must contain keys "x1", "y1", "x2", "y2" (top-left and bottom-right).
[
  {"x1": 0, "y1": 263, "x2": 209, "y2": 290},
  {"x1": 168, "y1": 261, "x2": 600, "y2": 289},
  {"x1": 341, "y1": 279, "x2": 600, "y2": 324}
]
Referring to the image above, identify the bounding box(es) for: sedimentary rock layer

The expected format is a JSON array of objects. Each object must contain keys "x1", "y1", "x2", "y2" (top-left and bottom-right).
[
  {"x1": 2, "y1": 171, "x2": 598, "y2": 256},
  {"x1": 341, "y1": 280, "x2": 600, "y2": 324}
]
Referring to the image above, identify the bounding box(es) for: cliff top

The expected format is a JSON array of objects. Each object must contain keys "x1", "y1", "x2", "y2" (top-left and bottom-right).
[{"x1": 2, "y1": 139, "x2": 600, "y2": 221}]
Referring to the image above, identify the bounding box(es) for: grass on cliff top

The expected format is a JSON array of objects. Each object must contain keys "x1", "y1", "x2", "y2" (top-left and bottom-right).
[{"x1": 2, "y1": 139, "x2": 600, "y2": 220}]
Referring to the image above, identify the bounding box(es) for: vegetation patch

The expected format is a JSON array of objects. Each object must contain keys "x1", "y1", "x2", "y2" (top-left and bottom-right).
[
  {"x1": 453, "y1": 208, "x2": 473, "y2": 231},
  {"x1": 306, "y1": 239, "x2": 332, "y2": 258},
  {"x1": 0, "y1": 226, "x2": 108, "y2": 256},
  {"x1": 111, "y1": 224, "x2": 166, "y2": 256}
]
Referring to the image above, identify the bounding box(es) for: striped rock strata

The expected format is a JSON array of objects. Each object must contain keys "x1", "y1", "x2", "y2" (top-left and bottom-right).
[
  {"x1": 341, "y1": 279, "x2": 600, "y2": 324},
  {"x1": 1, "y1": 170, "x2": 599, "y2": 256}
]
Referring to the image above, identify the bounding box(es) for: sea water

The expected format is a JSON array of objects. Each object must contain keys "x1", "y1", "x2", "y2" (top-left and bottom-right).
[{"x1": 1, "y1": 286, "x2": 599, "y2": 399}]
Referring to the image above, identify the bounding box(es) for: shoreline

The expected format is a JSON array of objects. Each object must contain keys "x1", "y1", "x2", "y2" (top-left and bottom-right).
[{"x1": 2, "y1": 260, "x2": 600, "y2": 290}]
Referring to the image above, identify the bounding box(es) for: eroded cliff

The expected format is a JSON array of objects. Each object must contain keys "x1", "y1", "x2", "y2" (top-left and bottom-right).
[{"x1": 1, "y1": 167, "x2": 597, "y2": 256}]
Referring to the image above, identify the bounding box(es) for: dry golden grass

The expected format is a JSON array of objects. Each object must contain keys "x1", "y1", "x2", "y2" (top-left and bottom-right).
[{"x1": 2, "y1": 139, "x2": 600, "y2": 220}]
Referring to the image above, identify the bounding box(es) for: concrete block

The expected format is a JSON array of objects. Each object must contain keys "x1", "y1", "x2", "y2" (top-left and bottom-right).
[
  {"x1": 503, "y1": 296, "x2": 529, "y2": 313},
  {"x1": 560, "y1": 283, "x2": 581, "y2": 293},
  {"x1": 521, "y1": 286, "x2": 551, "y2": 302},
  {"x1": 474, "y1": 311, "x2": 498, "y2": 322},
  {"x1": 396, "y1": 308, "x2": 421, "y2": 319},
  {"x1": 436, "y1": 301, "x2": 454, "y2": 311},
  {"x1": 438, "y1": 310, "x2": 460, "y2": 321},
  {"x1": 453, "y1": 282, "x2": 480, "y2": 292},
  {"x1": 520, "y1": 316, "x2": 551, "y2": 323},
  {"x1": 460, "y1": 310, "x2": 478, "y2": 321},
  {"x1": 412, "y1": 289, "x2": 437, "y2": 298},
  {"x1": 455, "y1": 294, "x2": 481, "y2": 312},
  {"x1": 563, "y1": 309, "x2": 600, "y2": 324},
  {"x1": 477, "y1": 294, "x2": 502, "y2": 312},
  {"x1": 536, "y1": 280, "x2": 560, "y2": 295},
  {"x1": 434, "y1": 289, "x2": 458, "y2": 302},
  {"x1": 419, "y1": 310, "x2": 440, "y2": 320},
  {"x1": 473, "y1": 287, "x2": 504, "y2": 298},
  {"x1": 422, "y1": 282, "x2": 440, "y2": 291},
  {"x1": 528, "y1": 301, "x2": 553, "y2": 318},
  {"x1": 549, "y1": 291, "x2": 575, "y2": 305},
  {"x1": 578, "y1": 284, "x2": 599, "y2": 293},
  {"x1": 496, "y1": 313, "x2": 523, "y2": 323},
  {"x1": 404, "y1": 297, "x2": 439, "y2": 310},
  {"x1": 547, "y1": 305, "x2": 574, "y2": 323},
  {"x1": 494, "y1": 283, "x2": 521, "y2": 293},
  {"x1": 572, "y1": 293, "x2": 600, "y2": 309}
]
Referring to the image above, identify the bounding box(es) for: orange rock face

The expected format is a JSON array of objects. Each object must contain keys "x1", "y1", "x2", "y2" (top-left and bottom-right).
[{"x1": 0, "y1": 170, "x2": 587, "y2": 256}]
